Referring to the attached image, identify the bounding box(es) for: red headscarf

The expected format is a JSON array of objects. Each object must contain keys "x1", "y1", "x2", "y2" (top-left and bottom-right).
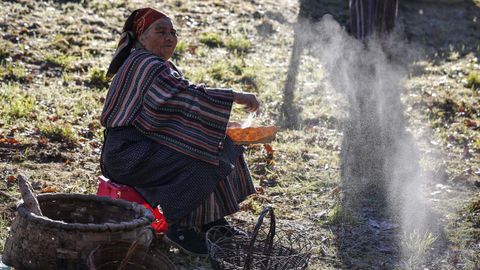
[
  {"x1": 132, "y1": 8, "x2": 167, "y2": 38},
  {"x1": 107, "y1": 8, "x2": 167, "y2": 79}
]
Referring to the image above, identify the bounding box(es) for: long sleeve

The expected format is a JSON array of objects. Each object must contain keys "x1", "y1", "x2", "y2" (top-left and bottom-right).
[{"x1": 134, "y1": 61, "x2": 234, "y2": 165}]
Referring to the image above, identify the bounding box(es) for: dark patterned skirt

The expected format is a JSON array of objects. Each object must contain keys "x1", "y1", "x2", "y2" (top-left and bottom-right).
[{"x1": 101, "y1": 127, "x2": 255, "y2": 227}]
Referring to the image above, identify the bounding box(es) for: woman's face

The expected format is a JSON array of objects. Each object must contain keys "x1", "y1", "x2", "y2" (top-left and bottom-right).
[{"x1": 139, "y1": 17, "x2": 178, "y2": 61}]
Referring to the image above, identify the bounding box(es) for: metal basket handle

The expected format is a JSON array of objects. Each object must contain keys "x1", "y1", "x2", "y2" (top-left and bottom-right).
[{"x1": 244, "y1": 206, "x2": 276, "y2": 270}]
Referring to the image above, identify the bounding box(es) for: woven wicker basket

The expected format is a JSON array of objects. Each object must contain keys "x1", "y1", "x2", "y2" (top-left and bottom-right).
[
  {"x1": 206, "y1": 207, "x2": 312, "y2": 270},
  {"x1": 2, "y1": 193, "x2": 154, "y2": 270},
  {"x1": 87, "y1": 229, "x2": 175, "y2": 270}
]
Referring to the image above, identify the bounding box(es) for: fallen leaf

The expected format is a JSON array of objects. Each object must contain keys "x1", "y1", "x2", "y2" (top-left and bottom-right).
[
  {"x1": 40, "y1": 186, "x2": 59, "y2": 193},
  {"x1": 255, "y1": 186, "x2": 265, "y2": 194},
  {"x1": 264, "y1": 144, "x2": 275, "y2": 165},
  {"x1": 87, "y1": 122, "x2": 99, "y2": 131},
  {"x1": 240, "y1": 203, "x2": 254, "y2": 212},
  {"x1": 37, "y1": 137, "x2": 48, "y2": 146},
  {"x1": 7, "y1": 175, "x2": 16, "y2": 183},
  {"x1": 89, "y1": 141, "x2": 101, "y2": 148},
  {"x1": 264, "y1": 144, "x2": 274, "y2": 155},
  {"x1": 188, "y1": 45, "x2": 198, "y2": 54},
  {"x1": 47, "y1": 114, "x2": 59, "y2": 122},
  {"x1": 0, "y1": 138, "x2": 18, "y2": 144},
  {"x1": 7, "y1": 138, "x2": 18, "y2": 144},
  {"x1": 464, "y1": 119, "x2": 477, "y2": 128},
  {"x1": 330, "y1": 186, "x2": 341, "y2": 197}
]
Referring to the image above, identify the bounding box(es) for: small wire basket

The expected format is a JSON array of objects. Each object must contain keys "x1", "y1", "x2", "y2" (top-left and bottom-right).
[{"x1": 206, "y1": 207, "x2": 312, "y2": 270}]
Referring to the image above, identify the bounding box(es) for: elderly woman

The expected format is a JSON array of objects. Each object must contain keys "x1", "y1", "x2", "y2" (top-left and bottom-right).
[{"x1": 100, "y1": 8, "x2": 259, "y2": 256}]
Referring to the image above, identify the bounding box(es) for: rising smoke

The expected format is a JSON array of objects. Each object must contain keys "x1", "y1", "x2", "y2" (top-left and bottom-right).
[{"x1": 294, "y1": 15, "x2": 435, "y2": 265}]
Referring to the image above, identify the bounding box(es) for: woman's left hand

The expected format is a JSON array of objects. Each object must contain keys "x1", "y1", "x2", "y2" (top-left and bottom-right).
[{"x1": 233, "y1": 92, "x2": 260, "y2": 112}]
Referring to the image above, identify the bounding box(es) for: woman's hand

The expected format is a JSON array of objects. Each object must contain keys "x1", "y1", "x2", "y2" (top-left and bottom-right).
[{"x1": 233, "y1": 92, "x2": 260, "y2": 112}]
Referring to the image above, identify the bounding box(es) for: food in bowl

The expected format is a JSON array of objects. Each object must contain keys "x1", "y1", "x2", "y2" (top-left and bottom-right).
[{"x1": 227, "y1": 126, "x2": 278, "y2": 144}]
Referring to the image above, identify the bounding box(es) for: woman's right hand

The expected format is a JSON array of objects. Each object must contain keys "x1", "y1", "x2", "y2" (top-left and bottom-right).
[{"x1": 233, "y1": 91, "x2": 260, "y2": 112}]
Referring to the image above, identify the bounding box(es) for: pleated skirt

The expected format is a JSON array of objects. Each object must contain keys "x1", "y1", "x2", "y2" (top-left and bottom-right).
[{"x1": 101, "y1": 127, "x2": 255, "y2": 227}]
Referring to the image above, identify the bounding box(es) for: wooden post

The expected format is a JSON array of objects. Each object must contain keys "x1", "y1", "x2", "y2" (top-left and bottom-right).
[{"x1": 17, "y1": 174, "x2": 43, "y2": 216}]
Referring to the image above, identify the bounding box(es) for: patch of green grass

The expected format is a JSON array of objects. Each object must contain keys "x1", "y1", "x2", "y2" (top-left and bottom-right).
[
  {"x1": 185, "y1": 67, "x2": 207, "y2": 83},
  {"x1": 44, "y1": 53, "x2": 76, "y2": 70},
  {"x1": 9, "y1": 95, "x2": 36, "y2": 120},
  {"x1": 465, "y1": 199, "x2": 480, "y2": 229},
  {"x1": 199, "y1": 32, "x2": 223, "y2": 47},
  {"x1": 401, "y1": 231, "x2": 438, "y2": 269},
  {"x1": 50, "y1": 34, "x2": 71, "y2": 53},
  {"x1": 0, "y1": 62, "x2": 27, "y2": 82},
  {"x1": 62, "y1": 72, "x2": 73, "y2": 84},
  {"x1": 465, "y1": 70, "x2": 480, "y2": 89},
  {"x1": 208, "y1": 60, "x2": 234, "y2": 82},
  {"x1": 0, "y1": 214, "x2": 9, "y2": 253},
  {"x1": 0, "y1": 83, "x2": 36, "y2": 122},
  {"x1": 39, "y1": 123, "x2": 76, "y2": 143},
  {"x1": 225, "y1": 35, "x2": 251, "y2": 53},
  {"x1": 327, "y1": 202, "x2": 357, "y2": 225},
  {"x1": 447, "y1": 51, "x2": 460, "y2": 62},
  {"x1": 71, "y1": 92, "x2": 102, "y2": 118},
  {"x1": 173, "y1": 40, "x2": 188, "y2": 60},
  {"x1": 473, "y1": 137, "x2": 480, "y2": 152},
  {"x1": 238, "y1": 65, "x2": 261, "y2": 91},
  {"x1": 0, "y1": 40, "x2": 12, "y2": 62},
  {"x1": 87, "y1": 67, "x2": 109, "y2": 89},
  {"x1": 198, "y1": 57, "x2": 263, "y2": 89}
]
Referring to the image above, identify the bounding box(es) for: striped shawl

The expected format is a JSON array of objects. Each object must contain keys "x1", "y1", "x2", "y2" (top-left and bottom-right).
[{"x1": 101, "y1": 49, "x2": 234, "y2": 165}]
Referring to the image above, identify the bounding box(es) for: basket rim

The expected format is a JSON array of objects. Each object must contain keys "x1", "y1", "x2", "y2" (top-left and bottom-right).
[
  {"x1": 206, "y1": 224, "x2": 313, "y2": 270},
  {"x1": 206, "y1": 224, "x2": 314, "y2": 248},
  {"x1": 16, "y1": 193, "x2": 154, "y2": 231}
]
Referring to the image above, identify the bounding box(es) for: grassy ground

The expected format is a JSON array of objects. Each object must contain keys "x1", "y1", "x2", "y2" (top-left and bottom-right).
[{"x1": 0, "y1": 0, "x2": 479, "y2": 269}]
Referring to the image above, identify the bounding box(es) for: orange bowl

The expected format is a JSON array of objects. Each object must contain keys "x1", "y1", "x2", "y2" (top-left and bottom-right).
[{"x1": 226, "y1": 126, "x2": 278, "y2": 144}]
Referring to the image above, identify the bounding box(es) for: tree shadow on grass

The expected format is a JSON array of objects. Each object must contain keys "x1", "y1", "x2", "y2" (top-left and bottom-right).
[
  {"x1": 280, "y1": 0, "x2": 348, "y2": 129},
  {"x1": 281, "y1": 0, "x2": 480, "y2": 128},
  {"x1": 280, "y1": 0, "x2": 479, "y2": 268}
]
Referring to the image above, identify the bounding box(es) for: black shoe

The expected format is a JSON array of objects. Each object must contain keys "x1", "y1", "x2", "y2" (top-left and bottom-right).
[
  {"x1": 164, "y1": 224, "x2": 208, "y2": 257},
  {"x1": 201, "y1": 218, "x2": 229, "y2": 233},
  {"x1": 202, "y1": 218, "x2": 248, "y2": 237}
]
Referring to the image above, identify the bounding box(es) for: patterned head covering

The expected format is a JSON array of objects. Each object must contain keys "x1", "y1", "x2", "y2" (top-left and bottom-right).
[{"x1": 107, "y1": 8, "x2": 167, "y2": 79}]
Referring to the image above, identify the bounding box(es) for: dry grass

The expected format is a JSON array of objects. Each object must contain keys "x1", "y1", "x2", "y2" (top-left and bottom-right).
[{"x1": 0, "y1": 0, "x2": 479, "y2": 269}]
